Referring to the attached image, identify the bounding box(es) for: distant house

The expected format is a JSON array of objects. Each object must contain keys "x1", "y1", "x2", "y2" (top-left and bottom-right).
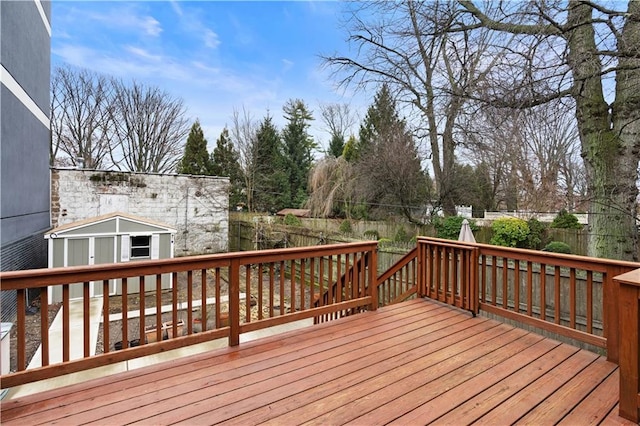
[{"x1": 0, "y1": 1, "x2": 52, "y2": 321}]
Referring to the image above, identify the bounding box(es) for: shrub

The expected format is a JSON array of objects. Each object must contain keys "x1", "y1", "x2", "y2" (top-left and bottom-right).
[
  {"x1": 490, "y1": 217, "x2": 529, "y2": 247},
  {"x1": 434, "y1": 216, "x2": 478, "y2": 240},
  {"x1": 283, "y1": 213, "x2": 301, "y2": 227},
  {"x1": 378, "y1": 238, "x2": 393, "y2": 247},
  {"x1": 526, "y1": 218, "x2": 548, "y2": 250},
  {"x1": 363, "y1": 229, "x2": 380, "y2": 240},
  {"x1": 550, "y1": 209, "x2": 583, "y2": 229},
  {"x1": 543, "y1": 241, "x2": 572, "y2": 254},
  {"x1": 339, "y1": 219, "x2": 353, "y2": 234}
]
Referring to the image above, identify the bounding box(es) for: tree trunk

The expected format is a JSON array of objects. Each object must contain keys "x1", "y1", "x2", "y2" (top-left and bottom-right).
[{"x1": 568, "y1": 2, "x2": 639, "y2": 260}]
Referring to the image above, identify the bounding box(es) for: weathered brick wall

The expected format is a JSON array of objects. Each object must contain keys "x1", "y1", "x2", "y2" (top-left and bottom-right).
[{"x1": 51, "y1": 169, "x2": 229, "y2": 256}]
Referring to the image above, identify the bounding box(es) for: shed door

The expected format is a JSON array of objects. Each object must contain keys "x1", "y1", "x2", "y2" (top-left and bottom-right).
[
  {"x1": 67, "y1": 238, "x2": 90, "y2": 300},
  {"x1": 92, "y1": 237, "x2": 117, "y2": 296}
]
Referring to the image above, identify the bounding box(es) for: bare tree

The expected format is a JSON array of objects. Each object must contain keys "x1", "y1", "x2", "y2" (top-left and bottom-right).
[
  {"x1": 516, "y1": 102, "x2": 581, "y2": 212},
  {"x1": 458, "y1": 0, "x2": 640, "y2": 260},
  {"x1": 230, "y1": 107, "x2": 258, "y2": 211},
  {"x1": 324, "y1": 1, "x2": 503, "y2": 215},
  {"x1": 319, "y1": 103, "x2": 357, "y2": 157},
  {"x1": 109, "y1": 80, "x2": 189, "y2": 173},
  {"x1": 50, "y1": 67, "x2": 113, "y2": 169}
]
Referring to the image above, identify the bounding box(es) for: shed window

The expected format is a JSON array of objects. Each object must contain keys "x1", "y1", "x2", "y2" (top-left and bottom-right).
[{"x1": 130, "y1": 236, "x2": 151, "y2": 259}]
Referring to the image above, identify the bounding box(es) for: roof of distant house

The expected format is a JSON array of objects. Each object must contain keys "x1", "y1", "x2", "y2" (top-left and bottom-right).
[{"x1": 276, "y1": 208, "x2": 311, "y2": 218}]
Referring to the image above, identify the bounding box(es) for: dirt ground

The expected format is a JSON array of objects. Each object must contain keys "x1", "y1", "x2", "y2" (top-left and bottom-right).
[
  {"x1": 10, "y1": 267, "x2": 311, "y2": 370},
  {"x1": 98, "y1": 268, "x2": 307, "y2": 353},
  {"x1": 8, "y1": 298, "x2": 61, "y2": 373}
]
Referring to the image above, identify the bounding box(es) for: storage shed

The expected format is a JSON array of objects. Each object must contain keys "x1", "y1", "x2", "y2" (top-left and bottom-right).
[{"x1": 45, "y1": 212, "x2": 176, "y2": 303}]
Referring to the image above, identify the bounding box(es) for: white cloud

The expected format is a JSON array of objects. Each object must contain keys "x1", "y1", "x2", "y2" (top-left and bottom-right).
[
  {"x1": 140, "y1": 16, "x2": 162, "y2": 37},
  {"x1": 125, "y1": 46, "x2": 162, "y2": 62},
  {"x1": 169, "y1": 0, "x2": 183, "y2": 17},
  {"x1": 79, "y1": 6, "x2": 163, "y2": 38},
  {"x1": 204, "y1": 29, "x2": 221, "y2": 49},
  {"x1": 282, "y1": 59, "x2": 294, "y2": 72}
]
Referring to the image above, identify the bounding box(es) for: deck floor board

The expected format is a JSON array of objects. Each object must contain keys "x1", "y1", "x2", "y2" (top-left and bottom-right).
[{"x1": 0, "y1": 298, "x2": 632, "y2": 425}]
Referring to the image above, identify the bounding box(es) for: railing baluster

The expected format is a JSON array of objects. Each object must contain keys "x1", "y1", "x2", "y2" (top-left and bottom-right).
[
  {"x1": 527, "y1": 261, "x2": 533, "y2": 316},
  {"x1": 84, "y1": 281, "x2": 90, "y2": 357},
  {"x1": 245, "y1": 264, "x2": 251, "y2": 323},
  {"x1": 309, "y1": 258, "x2": 315, "y2": 312},
  {"x1": 569, "y1": 268, "x2": 576, "y2": 329},
  {"x1": 480, "y1": 254, "x2": 487, "y2": 302},
  {"x1": 502, "y1": 257, "x2": 508, "y2": 309},
  {"x1": 215, "y1": 267, "x2": 221, "y2": 327},
  {"x1": 258, "y1": 263, "x2": 264, "y2": 320},
  {"x1": 103, "y1": 280, "x2": 110, "y2": 353},
  {"x1": 269, "y1": 263, "x2": 275, "y2": 318},
  {"x1": 62, "y1": 284, "x2": 70, "y2": 359},
  {"x1": 540, "y1": 263, "x2": 546, "y2": 320},
  {"x1": 514, "y1": 260, "x2": 520, "y2": 314},
  {"x1": 40, "y1": 286, "x2": 49, "y2": 367},
  {"x1": 122, "y1": 278, "x2": 128, "y2": 349},
  {"x1": 187, "y1": 271, "x2": 193, "y2": 334},
  {"x1": 16, "y1": 288, "x2": 26, "y2": 370},
  {"x1": 586, "y1": 270, "x2": 593, "y2": 334},
  {"x1": 139, "y1": 276, "x2": 146, "y2": 345},
  {"x1": 156, "y1": 274, "x2": 162, "y2": 341},
  {"x1": 491, "y1": 255, "x2": 497, "y2": 306},
  {"x1": 280, "y1": 260, "x2": 286, "y2": 316},
  {"x1": 172, "y1": 272, "x2": 179, "y2": 336},
  {"x1": 300, "y1": 259, "x2": 306, "y2": 311},
  {"x1": 201, "y1": 269, "x2": 207, "y2": 331},
  {"x1": 290, "y1": 260, "x2": 296, "y2": 312},
  {"x1": 554, "y1": 266, "x2": 561, "y2": 325}
]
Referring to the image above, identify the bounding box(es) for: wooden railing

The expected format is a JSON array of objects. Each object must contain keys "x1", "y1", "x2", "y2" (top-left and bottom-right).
[
  {"x1": 418, "y1": 239, "x2": 478, "y2": 313},
  {"x1": 417, "y1": 237, "x2": 638, "y2": 360},
  {"x1": 313, "y1": 252, "x2": 372, "y2": 323},
  {"x1": 376, "y1": 247, "x2": 418, "y2": 307},
  {"x1": 0, "y1": 242, "x2": 378, "y2": 388},
  {"x1": 614, "y1": 269, "x2": 640, "y2": 422}
]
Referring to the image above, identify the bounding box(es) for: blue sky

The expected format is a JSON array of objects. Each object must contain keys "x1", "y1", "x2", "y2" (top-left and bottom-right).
[{"x1": 52, "y1": 1, "x2": 368, "y2": 152}]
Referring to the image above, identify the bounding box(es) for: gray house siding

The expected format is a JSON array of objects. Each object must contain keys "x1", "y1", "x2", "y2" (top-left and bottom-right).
[{"x1": 1, "y1": 0, "x2": 51, "y2": 322}]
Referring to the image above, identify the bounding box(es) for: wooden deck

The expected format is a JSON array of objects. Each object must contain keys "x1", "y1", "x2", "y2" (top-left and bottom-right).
[{"x1": 1, "y1": 298, "x2": 635, "y2": 425}]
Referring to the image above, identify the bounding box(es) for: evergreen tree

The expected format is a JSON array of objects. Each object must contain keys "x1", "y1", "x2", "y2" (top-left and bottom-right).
[
  {"x1": 353, "y1": 85, "x2": 429, "y2": 223},
  {"x1": 342, "y1": 135, "x2": 358, "y2": 162},
  {"x1": 178, "y1": 120, "x2": 210, "y2": 175},
  {"x1": 328, "y1": 134, "x2": 345, "y2": 158},
  {"x1": 282, "y1": 99, "x2": 316, "y2": 207},
  {"x1": 358, "y1": 84, "x2": 400, "y2": 157},
  {"x1": 210, "y1": 127, "x2": 244, "y2": 208},
  {"x1": 252, "y1": 114, "x2": 289, "y2": 212}
]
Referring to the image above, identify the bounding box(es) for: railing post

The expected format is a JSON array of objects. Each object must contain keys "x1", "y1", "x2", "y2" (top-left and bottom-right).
[
  {"x1": 229, "y1": 258, "x2": 240, "y2": 347},
  {"x1": 369, "y1": 246, "x2": 378, "y2": 311},
  {"x1": 614, "y1": 269, "x2": 640, "y2": 422},
  {"x1": 605, "y1": 267, "x2": 624, "y2": 363}
]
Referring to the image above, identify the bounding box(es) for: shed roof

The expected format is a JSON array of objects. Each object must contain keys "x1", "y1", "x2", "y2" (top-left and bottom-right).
[{"x1": 45, "y1": 212, "x2": 177, "y2": 237}]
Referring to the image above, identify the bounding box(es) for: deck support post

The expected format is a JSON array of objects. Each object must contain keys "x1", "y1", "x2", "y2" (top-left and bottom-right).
[{"x1": 614, "y1": 269, "x2": 640, "y2": 422}]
